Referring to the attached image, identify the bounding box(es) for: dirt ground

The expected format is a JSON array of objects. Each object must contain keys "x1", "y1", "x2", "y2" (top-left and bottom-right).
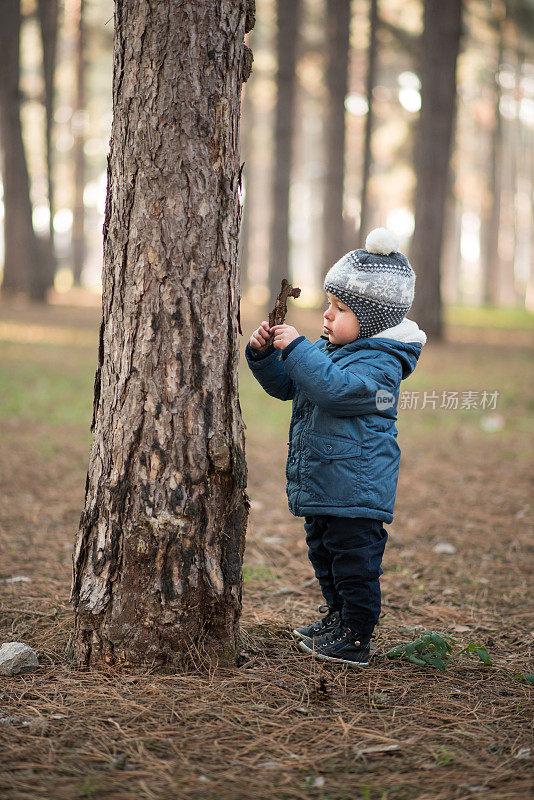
[{"x1": 0, "y1": 296, "x2": 533, "y2": 800}]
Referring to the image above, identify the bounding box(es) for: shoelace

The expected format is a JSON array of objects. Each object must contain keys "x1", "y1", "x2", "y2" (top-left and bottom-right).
[
  {"x1": 315, "y1": 606, "x2": 338, "y2": 627},
  {"x1": 322, "y1": 626, "x2": 362, "y2": 647}
]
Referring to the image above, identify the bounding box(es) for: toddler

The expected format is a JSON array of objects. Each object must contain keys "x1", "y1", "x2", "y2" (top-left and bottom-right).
[{"x1": 246, "y1": 228, "x2": 427, "y2": 667}]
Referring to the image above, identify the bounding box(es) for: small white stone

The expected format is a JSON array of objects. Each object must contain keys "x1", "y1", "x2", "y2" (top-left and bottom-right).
[
  {"x1": 514, "y1": 747, "x2": 531, "y2": 760},
  {"x1": 0, "y1": 642, "x2": 39, "y2": 676},
  {"x1": 0, "y1": 715, "x2": 47, "y2": 732},
  {"x1": 433, "y1": 542, "x2": 457, "y2": 555}
]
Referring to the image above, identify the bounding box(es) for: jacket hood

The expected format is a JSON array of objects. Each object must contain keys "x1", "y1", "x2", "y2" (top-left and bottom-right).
[
  {"x1": 368, "y1": 317, "x2": 426, "y2": 378},
  {"x1": 371, "y1": 317, "x2": 427, "y2": 345},
  {"x1": 322, "y1": 317, "x2": 426, "y2": 380}
]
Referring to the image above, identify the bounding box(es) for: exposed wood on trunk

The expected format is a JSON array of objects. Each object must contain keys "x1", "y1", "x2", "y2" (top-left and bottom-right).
[
  {"x1": 72, "y1": 0, "x2": 252, "y2": 669},
  {"x1": 259, "y1": 279, "x2": 301, "y2": 350}
]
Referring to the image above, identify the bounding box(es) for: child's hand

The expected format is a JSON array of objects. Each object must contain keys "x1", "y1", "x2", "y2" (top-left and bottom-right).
[
  {"x1": 271, "y1": 324, "x2": 300, "y2": 350},
  {"x1": 249, "y1": 321, "x2": 271, "y2": 349}
]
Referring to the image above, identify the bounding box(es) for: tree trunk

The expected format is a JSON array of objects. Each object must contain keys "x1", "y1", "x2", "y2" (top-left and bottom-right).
[
  {"x1": 268, "y1": 0, "x2": 300, "y2": 309},
  {"x1": 525, "y1": 125, "x2": 534, "y2": 311},
  {"x1": 72, "y1": 0, "x2": 86, "y2": 286},
  {"x1": 508, "y1": 50, "x2": 523, "y2": 306},
  {"x1": 481, "y1": 25, "x2": 503, "y2": 307},
  {"x1": 410, "y1": 0, "x2": 462, "y2": 339},
  {"x1": 38, "y1": 0, "x2": 59, "y2": 293},
  {"x1": 72, "y1": 0, "x2": 252, "y2": 669},
  {"x1": 359, "y1": 0, "x2": 377, "y2": 248},
  {"x1": 321, "y1": 0, "x2": 352, "y2": 275},
  {"x1": 498, "y1": 113, "x2": 518, "y2": 307},
  {"x1": 0, "y1": 0, "x2": 40, "y2": 298}
]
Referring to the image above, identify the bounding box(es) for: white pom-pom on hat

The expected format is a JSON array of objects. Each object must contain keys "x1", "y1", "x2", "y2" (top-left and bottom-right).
[{"x1": 365, "y1": 227, "x2": 399, "y2": 255}]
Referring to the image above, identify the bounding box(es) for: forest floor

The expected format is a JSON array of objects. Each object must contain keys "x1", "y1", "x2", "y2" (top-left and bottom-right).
[{"x1": 0, "y1": 294, "x2": 533, "y2": 800}]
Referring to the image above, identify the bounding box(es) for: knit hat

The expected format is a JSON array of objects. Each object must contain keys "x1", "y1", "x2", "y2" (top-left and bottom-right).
[{"x1": 323, "y1": 228, "x2": 416, "y2": 339}]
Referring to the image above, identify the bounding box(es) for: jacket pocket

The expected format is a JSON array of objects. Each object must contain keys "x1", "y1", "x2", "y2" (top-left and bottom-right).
[{"x1": 304, "y1": 434, "x2": 362, "y2": 504}]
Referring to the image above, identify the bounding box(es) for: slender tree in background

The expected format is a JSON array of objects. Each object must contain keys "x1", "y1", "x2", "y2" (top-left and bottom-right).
[
  {"x1": 482, "y1": 15, "x2": 504, "y2": 307},
  {"x1": 72, "y1": 0, "x2": 254, "y2": 668},
  {"x1": 268, "y1": 0, "x2": 300, "y2": 308},
  {"x1": 321, "y1": 0, "x2": 352, "y2": 274},
  {"x1": 496, "y1": 0, "x2": 534, "y2": 307},
  {"x1": 498, "y1": 46, "x2": 523, "y2": 306},
  {"x1": 0, "y1": 0, "x2": 41, "y2": 299},
  {"x1": 38, "y1": 0, "x2": 59, "y2": 292},
  {"x1": 239, "y1": 81, "x2": 254, "y2": 293},
  {"x1": 410, "y1": 0, "x2": 462, "y2": 339},
  {"x1": 72, "y1": 0, "x2": 86, "y2": 286},
  {"x1": 527, "y1": 120, "x2": 534, "y2": 308},
  {"x1": 359, "y1": 0, "x2": 378, "y2": 247}
]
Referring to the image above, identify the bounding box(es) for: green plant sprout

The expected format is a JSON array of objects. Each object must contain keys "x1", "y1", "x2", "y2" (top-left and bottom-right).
[
  {"x1": 386, "y1": 631, "x2": 492, "y2": 671},
  {"x1": 513, "y1": 673, "x2": 534, "y2": 684},
  {"x1": 435, "y1": 745, "x2": 455, "y2": 766}
]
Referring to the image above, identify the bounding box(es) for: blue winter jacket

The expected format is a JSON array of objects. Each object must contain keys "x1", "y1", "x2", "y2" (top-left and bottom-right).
[{"x1": 245, "y1": 319, "x2": 426, "y2": 523}]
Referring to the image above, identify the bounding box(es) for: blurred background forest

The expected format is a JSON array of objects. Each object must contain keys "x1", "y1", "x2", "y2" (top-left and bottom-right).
[
  {"x1": 1, "y1": 0, "x2": 534, "y2": 338},
  {"x1": 1, "y1": 7, "x2": 533, "y2": 795}
]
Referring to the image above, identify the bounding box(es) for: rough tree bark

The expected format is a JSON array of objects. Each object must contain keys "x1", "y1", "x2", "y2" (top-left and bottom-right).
[
  {"x1": 410, "y1": 0, "x2": 462, "y2": 339},
  {"x1": 72, "y1": 1, "x2": 254, "y2": 669},
  {"x1": 0, "y1": 0, "x2": 40, "y2": 298},
  {"x1": 321, "y1": 0, "x2": 352, "y2": 276},
  {"x1": 268, "y1": 0, "x2": 300, "y2": 309}
]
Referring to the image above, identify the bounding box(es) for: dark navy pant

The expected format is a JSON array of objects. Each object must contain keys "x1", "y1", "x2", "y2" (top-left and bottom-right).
[{"x1": 304, "y1": 515, "x2": 388, "y2": 636}]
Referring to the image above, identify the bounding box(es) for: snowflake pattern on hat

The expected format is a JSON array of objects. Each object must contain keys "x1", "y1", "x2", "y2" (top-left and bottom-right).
[{"x1": 324, "y1": 230, "x2": 416, "y2": 339}]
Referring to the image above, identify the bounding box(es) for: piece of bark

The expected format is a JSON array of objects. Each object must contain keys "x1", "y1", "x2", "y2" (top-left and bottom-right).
[{"x1": 260, "y1": 279, "x2": 301, "y2": 350}]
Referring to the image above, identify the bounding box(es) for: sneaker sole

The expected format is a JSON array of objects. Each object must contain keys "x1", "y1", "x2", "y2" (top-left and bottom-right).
[
  {"x1": 292, "y1": 629, "x2": 313, "y2": 641},
  {"x1": 298, "y1": 638, "x2": 369, "y2": 668}
]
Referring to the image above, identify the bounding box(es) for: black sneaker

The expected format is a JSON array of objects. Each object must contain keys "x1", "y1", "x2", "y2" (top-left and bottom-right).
[
  {"x1": 298, "y1": 621, "x2": 371, "y2": 667},
  {"x1": 292, "y1": 606, "x2": 341, "y2": 641}
]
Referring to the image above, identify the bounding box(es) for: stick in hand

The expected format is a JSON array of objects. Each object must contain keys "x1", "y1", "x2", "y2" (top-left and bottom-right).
[{"x1": 259, "y1": 279, "x2": 301, "y2": 351}]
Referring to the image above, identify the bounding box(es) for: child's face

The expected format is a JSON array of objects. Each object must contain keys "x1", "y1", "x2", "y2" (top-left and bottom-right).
[{"x1": 323, "y1": 292, "x2": 360, "y2": 345}]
